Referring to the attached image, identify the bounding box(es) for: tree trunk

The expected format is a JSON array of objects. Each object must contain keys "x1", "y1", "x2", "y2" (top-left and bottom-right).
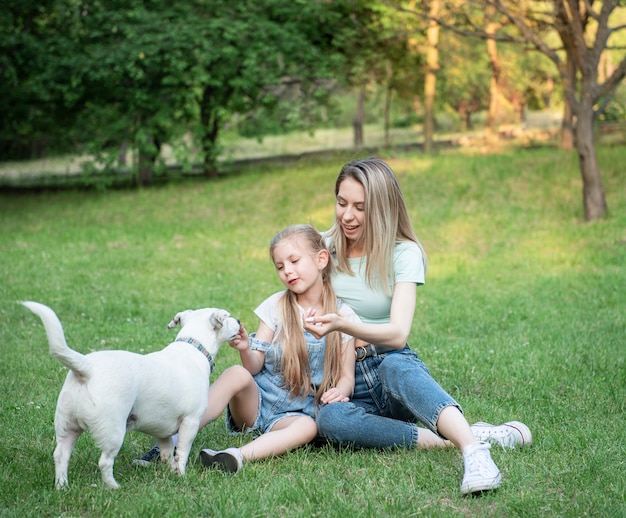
[
  {"x1": 457, "y1": 106, "x2": 468, "y2": 131},
  {"x1": 543, "y1": 76, "x2": 554, "y2": 109},
  {"x1": 575, "y1": 102, "x2": 607, "y2": 220},
  {"x1": 383, "y1": 62, "x2": 393, "y2": 148},
  {"x1": 560, "y1": 54, "x2": 575, "y2": 151},
  {"x1": 200, "y1": 90, "x2": 221, "y2": 178},
  {"x1": 561, "y1": 98, "x2": 575, "y2": 151},
  {"x1": 384, "y1": 85, "x2": 392, "y2": 148},
  {"x1": 137, "y1": 151, "x2": 153, "y2": 186},
  {"x1": 137, "y1": 135, "x2": 159, "y2": 187},
  {"x1": 353, "y1": 86, "x2": 365, "y2": 149},
  {"x1": 485, "y1": 16, "x2": 500, "y2": 142},
  {"x1": 118, "y1": 140, "x2": 129, "y2": 167},
  {"x1": 423, "y1": 0, "x2": 440, "y2": 153}
]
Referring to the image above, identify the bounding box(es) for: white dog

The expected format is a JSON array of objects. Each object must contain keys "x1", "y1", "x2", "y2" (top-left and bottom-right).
[{"x1": 22, "y1": 301, "x2": 240, "y2": 489}]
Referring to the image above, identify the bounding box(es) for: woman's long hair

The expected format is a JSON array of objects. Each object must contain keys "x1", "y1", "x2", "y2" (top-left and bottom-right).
[
  {"x1": 270, "y1": 224, "x2": 344, "y2": 401},
  {"x1": 326, "y1": 157, "x2": 427, "y2": 294}
]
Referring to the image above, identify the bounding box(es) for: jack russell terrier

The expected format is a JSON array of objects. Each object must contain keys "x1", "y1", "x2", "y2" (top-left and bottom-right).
[{"x1": 22, "y1": 301, "x2": 240, "y2": 489}]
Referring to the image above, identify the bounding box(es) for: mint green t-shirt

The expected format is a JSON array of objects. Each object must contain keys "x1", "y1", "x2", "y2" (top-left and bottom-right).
[{"x1": 330, "y1": 241, "x2": 425, "y2": 325}]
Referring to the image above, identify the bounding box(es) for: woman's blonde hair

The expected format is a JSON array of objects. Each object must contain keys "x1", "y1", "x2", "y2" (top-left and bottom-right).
[
  {"x1": 326, "y1": 157, "x2": 427, "y2": 294},
  {"x1": 270, "y1": 224, "x2": 344, "y2": 401}
]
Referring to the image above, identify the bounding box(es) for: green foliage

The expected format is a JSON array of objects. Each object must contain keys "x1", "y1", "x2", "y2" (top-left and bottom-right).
[
  {"x1": 1, "y1": 147, "x2": 625, "y2": 516},
  {"x1": 598, "y1": 84, "x2": 626, "y2": 121},
  {"x1": 0, "y1": 0, "x2": 376, "y2": 177},
  {"x1": 194, "y1": 0, "x2": 383, "y2": 152},
  {"x1": 437, "y1": 33, "x2": 491, "y2": 129},
  {"x1": 0, "y1": 0, "x2": 85, "y2": 158}
]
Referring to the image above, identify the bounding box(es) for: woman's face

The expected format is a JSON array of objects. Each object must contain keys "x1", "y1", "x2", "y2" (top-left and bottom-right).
[{"x1": 336, "y1": 176, "x2": 366, "y2": 246}]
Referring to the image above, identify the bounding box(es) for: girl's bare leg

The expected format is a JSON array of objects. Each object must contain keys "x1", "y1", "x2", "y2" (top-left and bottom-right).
[
  {"x1": 200, "y1": 365, "x2": 259, "y2": 429},
  {"x1": 240, "y1": 415, "x2": 317, "y2": 461}
]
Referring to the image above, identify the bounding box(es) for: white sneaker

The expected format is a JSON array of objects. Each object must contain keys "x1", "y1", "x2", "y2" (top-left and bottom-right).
[
  {"x1": 460, "y1": 441, "x2": 502, "y2": 495},
  {"x1": 470, "y1": 421, "x2": 532, "y2": 449},
  {"x1": 199, "y1": 447, "x2": 243, "y2": 473}
]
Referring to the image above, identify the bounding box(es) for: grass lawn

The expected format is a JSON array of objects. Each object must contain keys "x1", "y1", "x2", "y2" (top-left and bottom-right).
[{"x1": 0, "y1": 143, "x2": 624, "y2": 517}]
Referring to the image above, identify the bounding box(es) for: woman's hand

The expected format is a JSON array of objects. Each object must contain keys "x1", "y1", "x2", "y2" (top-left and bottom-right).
[
  {"x1": 320, "y1": 387, "x2": 350, "y2": 404},
  {"x1": 228, "y1": 323, "x2": 250, "y2": 351},
  {"x1": 303, "y1": 310, "x2": 342, "y2": 338}
]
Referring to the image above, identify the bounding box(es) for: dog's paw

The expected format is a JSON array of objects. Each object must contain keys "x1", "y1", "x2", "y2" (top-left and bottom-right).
[{"x1": 171, "y1": 459, "x2": 186, "y2": 476}]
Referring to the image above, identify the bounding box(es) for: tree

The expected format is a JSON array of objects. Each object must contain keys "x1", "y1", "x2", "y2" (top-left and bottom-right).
[
  {"x1": 485, "y1": 3, "x2": 502, "y2": 140},
  {"x1": 1, "y1": 0, "x2": 369, "y2": 182},
  {"x1": 423, "y1": 0, "x2": 440, "y2": 152},
  {"x1": 0, "y1": 1, "x2": 210, "y2": 182},
  {"x1": 437, "y1": 31, "x2": 491, "y2": 130},
  {"x1": 76, "y1": 2, "x2": 206, "y2": 184},
  {"x1": 0, "y1": 1, "x2": 85, "y2": 159},
  {"x1": 328, "y1": 3, "x2": 388, "y2": 150},
  {"x1": 381, "y1": 30, "x2": 425, "y2": 146},
  {"x1": 498, "y1": 0, "x2": 626, "y2": 220},
  {"x1": 191, "y1": 0, "x2": 364, "y2": 175},
  {"x1": 415, "y1": 0, "x2": 626, "y2": 220}
]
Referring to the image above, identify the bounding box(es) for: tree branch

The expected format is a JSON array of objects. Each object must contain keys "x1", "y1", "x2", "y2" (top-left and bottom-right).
[
  {"x1": 386, "y1": 1, "x2": 527, "y2": 43},
  {"x1": 594, "y1": 55, "x2": 626, "y2": 102}
]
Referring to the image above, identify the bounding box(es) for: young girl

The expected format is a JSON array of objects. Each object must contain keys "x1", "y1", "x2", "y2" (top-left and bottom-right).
[
  {"x1": 303, "y1": 158, "x2": 532, "y2": 495},
  {"x1": 196, "y1": 224, "x2": 358, "y2": 472}
]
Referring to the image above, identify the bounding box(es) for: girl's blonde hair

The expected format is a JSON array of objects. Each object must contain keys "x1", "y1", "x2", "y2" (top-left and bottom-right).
[
  {"x1": 326, "y1": 157, "x2": 427, "y2": 294},
  {"x1": 270, "y1": 224, "x2": 344, "y2": 401}
]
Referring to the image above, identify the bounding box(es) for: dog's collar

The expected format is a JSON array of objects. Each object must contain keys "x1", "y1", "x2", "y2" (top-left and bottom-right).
[{"x1": 176, "y1": 337, "x2": 215, "y2": 370}]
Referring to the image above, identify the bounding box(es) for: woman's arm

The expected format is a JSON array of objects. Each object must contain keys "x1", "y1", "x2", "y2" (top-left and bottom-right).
[
  {"x1": 320, "y1": 337, "x2": 356, "y2": 404},
  {"x1": 304, "y1": 282, "x2": 417, "y2": 349},
  {"x1": 228, "y1": 320, "x2": 274, "y2": 375}
]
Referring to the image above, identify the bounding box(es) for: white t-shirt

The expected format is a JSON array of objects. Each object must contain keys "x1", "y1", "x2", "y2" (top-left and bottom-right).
[
  {"x1": 255, "y1": 291, "x2": 361, "y2": 344},
  {"x1": 330, "y1": 241, "x2": 425, "y2": 325}
]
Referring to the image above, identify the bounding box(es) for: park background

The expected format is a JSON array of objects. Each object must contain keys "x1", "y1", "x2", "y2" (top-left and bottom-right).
[{"x1": 1, "y1": 1, "x2": 625, "y2": 517}]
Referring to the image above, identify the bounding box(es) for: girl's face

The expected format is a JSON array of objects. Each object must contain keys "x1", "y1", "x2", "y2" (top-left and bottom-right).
[
  {"x1": 272, "y1": 237, "x2": 328, "y2": 295},
  {"x1": 336, "y1": 176, "x2": 366, "y2": 245}
]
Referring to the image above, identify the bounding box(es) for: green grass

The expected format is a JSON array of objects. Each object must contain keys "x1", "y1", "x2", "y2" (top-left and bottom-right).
[{"x1": 1, "y1": 145, "x2": 625, "y2": 517}]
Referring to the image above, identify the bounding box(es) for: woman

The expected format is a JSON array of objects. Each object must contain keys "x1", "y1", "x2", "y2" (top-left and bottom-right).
[{"x1": 304, "y1": 157, "x2": 531, "y2": 495}]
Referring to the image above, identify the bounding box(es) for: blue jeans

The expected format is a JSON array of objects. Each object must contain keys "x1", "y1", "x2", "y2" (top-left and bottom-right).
[{"x1": 316, "y1": 347, "x2": 461, "y2": 449}]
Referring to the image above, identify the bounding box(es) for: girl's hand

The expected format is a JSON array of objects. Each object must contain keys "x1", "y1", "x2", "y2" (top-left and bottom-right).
[
  {"x1": 320, "y1": 387, "x2": 349, "y2": 405},
  {"x1": 228, "y1": 323, "x2": 250, "y2": 351},
  {"x1": 303, "y1": 312, "x2": 340, "y2": 338}
]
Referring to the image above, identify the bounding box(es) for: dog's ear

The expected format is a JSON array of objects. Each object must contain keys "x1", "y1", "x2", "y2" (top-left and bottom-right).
[
  {"x1": 168, "y1": 313, "x2": 183, "y2": 329},
  {"x1": 210, "y1": 310, "x2": 230, "y2": 330}
]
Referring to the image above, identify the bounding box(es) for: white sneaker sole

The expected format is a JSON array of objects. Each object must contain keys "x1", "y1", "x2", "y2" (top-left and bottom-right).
[
  {"x1": 199, "y1": 448, "x2": 241, "y2": 473},
  {"x1": 461, "y1": 472, "x2": 503, "y2": 495}
]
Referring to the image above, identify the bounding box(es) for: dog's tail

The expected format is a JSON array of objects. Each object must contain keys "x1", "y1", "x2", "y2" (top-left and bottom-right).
[{"x1": 22, "y1": 301, "x2": 92, "y2": 379}]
